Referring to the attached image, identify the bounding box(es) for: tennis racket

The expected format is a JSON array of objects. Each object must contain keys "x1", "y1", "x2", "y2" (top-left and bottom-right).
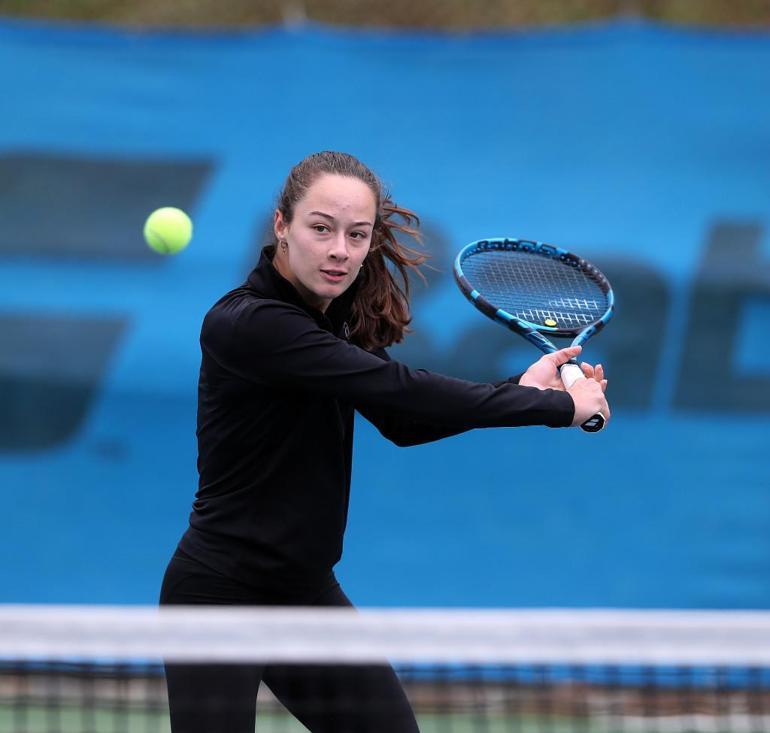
[{"x1": 454, "y1": 238, "x2": 614, "y2": 433}]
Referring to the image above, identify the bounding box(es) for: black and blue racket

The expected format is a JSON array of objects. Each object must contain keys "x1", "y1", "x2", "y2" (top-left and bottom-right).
[{"x1": 454, "y1": 238, "x2": 614, "y2": 433}]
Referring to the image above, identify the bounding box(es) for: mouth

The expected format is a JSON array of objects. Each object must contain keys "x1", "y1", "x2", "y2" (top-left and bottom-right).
[{"x1": 320, "y1": 269, "x2": 348, "y2": 282}]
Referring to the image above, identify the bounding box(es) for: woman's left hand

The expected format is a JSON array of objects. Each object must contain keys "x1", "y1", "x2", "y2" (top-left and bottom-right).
[{"x1": 518, "y1": 346, "x2": 607, "y2": 392}]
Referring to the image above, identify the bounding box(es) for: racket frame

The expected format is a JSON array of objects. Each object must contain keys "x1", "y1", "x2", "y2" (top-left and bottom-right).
[{"x1": 454, "y1": 237, "x2": 615, "y2": 430}]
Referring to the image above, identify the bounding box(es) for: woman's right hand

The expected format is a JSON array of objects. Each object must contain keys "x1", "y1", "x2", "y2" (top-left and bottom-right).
[{"x1": 567, "y1": 376, "x2": 610, "y2": 428}]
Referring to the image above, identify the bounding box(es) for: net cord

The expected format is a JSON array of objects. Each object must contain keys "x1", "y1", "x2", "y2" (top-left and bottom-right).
[{"x1": 2, "y1": 607, "x2": 770, "y2": 665}]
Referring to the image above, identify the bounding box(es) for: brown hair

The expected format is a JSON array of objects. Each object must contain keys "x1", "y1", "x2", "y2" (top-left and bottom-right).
[{"x1": 275, "y1": 151, "x2": 427, "y2": 350}]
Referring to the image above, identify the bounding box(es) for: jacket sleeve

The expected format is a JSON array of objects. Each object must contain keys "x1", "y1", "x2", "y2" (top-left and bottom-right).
[
  {"x1": 202, "y1": 298, "x2": 574, "y2": 430},
  {"x1": 354, "y1": 348, "x2": 526, "y2": 447}
]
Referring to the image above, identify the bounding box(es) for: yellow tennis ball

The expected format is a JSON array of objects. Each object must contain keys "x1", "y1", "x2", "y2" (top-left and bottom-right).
[{"x1": 143, "y1": 207, "x2": 193, "y2": 255}]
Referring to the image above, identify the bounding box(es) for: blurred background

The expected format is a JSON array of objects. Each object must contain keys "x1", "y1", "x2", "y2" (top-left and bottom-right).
[{"x1": 0, "y1": 0, "x2": 768, "y2": 608}]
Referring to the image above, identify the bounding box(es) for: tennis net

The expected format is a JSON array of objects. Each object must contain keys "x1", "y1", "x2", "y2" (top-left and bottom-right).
[{"x1": 1, "y1": 606, "x2": 769, "y2": 732}]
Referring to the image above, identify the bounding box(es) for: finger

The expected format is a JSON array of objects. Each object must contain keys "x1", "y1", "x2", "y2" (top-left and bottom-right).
[
  {"x1": 596, "y1": 364, "x2": 605, "y2": 381},
  {"x1": 547, "y1": 345, "x2": 582, "y2": 367},
  {"x1": 580, "y1": 361, "x2": 594, "y2": 379},
  {"x1": 599, "y1": 390, "x2": 611, "y2": 421},
  {"x1": 601, "y1": 379, "x2": 608, "y2": 392}
]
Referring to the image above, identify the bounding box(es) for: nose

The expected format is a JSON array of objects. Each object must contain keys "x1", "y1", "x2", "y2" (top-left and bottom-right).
[{"x1": 328, "y1": 232, "x2": 349, "y2": 262}]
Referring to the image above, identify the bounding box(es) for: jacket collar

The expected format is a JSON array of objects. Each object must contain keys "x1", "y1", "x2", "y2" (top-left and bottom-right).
[{"x1": 246, "y1": 245, "x2": 358, "y2": 336}]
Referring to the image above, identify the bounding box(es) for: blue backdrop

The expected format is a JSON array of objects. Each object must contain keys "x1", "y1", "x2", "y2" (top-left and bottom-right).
[{"x1": 1, "y1": 18, "x2": 768, "y2": 607}]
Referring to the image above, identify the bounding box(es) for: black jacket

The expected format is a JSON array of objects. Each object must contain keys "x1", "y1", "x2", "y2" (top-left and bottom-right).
[{"x1": 178, "y1": 246, "x2": 574, "y2": 590}]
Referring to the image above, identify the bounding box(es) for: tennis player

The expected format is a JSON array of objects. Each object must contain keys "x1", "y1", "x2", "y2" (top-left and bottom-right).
[{"x1": 160, "y1": 151, "x2": 609, "y2": 732}]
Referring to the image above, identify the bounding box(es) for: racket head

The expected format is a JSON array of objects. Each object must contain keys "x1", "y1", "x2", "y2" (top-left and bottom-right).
[{"x1": 453, "y1": 238, "x2": 614, "y2": 344}]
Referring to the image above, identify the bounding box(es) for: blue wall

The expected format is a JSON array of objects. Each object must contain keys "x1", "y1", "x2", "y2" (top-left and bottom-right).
[{"x1": 1, "y1": 19, "x2": 769, "y2": 607}]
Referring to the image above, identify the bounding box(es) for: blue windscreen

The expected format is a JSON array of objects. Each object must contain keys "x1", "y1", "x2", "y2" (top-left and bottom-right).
[{"x1": 0, "y1": 19, "x2": 768, "y2": 607}]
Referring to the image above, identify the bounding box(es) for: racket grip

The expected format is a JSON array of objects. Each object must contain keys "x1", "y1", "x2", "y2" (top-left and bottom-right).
[{"x1": 559, "y1": 363, "x2": 606, "y2": 433}]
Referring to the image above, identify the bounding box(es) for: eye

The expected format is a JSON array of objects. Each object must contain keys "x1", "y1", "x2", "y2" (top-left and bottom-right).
[
  {"x1": 349, "y1": 231, "x2": 368, "y2": 241},
  {"x1": 312, "y1": 224, "x2": 329, "y2": 234}
]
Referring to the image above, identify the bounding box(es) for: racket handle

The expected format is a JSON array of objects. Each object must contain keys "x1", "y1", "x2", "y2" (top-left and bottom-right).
[{"x1": 559, "y1": 363, "x2": 606, "y2": 433}]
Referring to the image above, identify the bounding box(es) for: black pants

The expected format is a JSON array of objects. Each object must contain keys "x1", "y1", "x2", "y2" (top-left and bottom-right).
[{"x1": 160, "y1": 550, "x2": 419, "y2": 732}]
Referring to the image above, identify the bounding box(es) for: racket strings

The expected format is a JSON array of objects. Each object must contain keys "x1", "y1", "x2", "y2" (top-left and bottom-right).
[{"x1": 463, "y1": 251, "x2": 608, "y2": 329}]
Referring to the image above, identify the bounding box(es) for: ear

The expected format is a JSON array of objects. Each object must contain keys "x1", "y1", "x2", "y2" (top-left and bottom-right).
[{"x1": 273, "y1": 209, "x2": 288, "y2": 242}]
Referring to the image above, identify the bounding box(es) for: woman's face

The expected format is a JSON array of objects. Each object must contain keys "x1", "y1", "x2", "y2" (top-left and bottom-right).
[{"x1": 273, "y1": 173, "x2": 377, "y2": 313}]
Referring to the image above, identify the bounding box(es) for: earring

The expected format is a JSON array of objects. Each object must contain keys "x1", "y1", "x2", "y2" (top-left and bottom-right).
[{"x1": 280, "y1": 240, "x2": 288, "y2": 253}]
